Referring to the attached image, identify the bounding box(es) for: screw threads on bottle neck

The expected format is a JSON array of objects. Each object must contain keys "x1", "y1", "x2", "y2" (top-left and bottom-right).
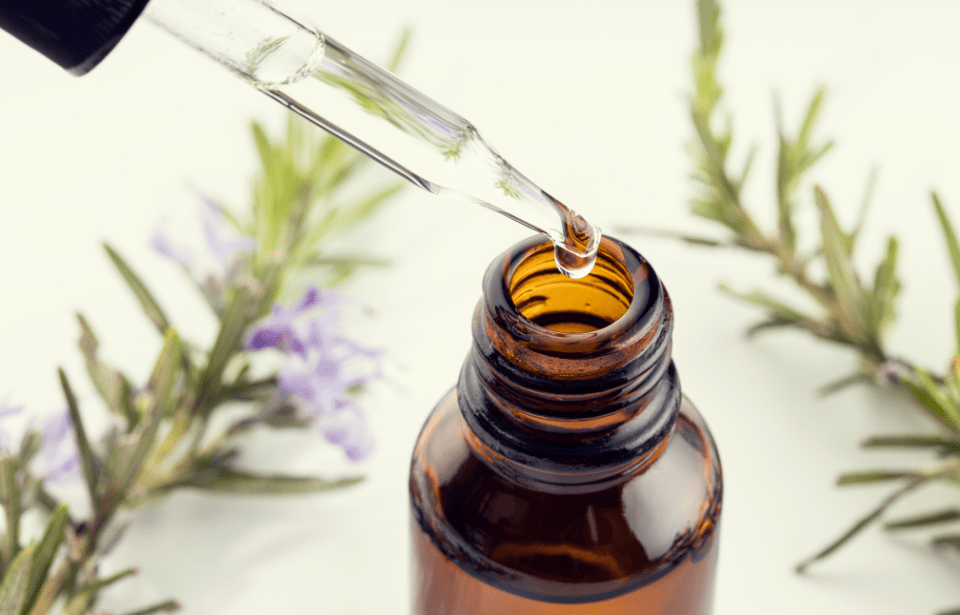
[{"x1": 458, "y1": 236, "x2": 681, "y2": 485}]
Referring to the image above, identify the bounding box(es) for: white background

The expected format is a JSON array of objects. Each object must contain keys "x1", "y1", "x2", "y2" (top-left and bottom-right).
[{"x1": 2, "y1": 0, "x2": 960, "y2": 613}]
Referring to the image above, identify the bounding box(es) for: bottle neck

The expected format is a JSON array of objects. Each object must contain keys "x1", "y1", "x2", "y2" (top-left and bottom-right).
[{"x1": 458, "y1": 236, "x2": 680, "y2": 486}]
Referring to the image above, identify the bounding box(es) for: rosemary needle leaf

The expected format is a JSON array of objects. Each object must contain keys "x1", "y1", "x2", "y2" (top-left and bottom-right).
[
  {"x1": 796, "y1": 477, "x2": 928, "y2": 573},
  {"x1": 932, "y1": 534, "x2": 960, "y2": 553},
  {"x1": 950, "y1": 354, "x2": 960, "y2": 405},
  {"x1": 899, "y1": 370, "x2": 960, "y2": 434},
  {"x1": 335, "y1": 182, "x2": 405, "y2": 233},
  {"x1": 955, "y1": 298, "x2": 960, "y2": 356},
  {"x1": 213, "y1": 376, "x2": 278, "y2": 405},
  {"x1": 308, "y1": 253, "x2": 392, "y2": 270},
  {"x1": 869, "y1": 236, "x2": 901, "y2": 335},
  {"x1": 836, "y1": 470, "x2": 920, "y2": 486},
  {"x1": 804, "y1": 141, "x2": 834, "y2": 177},
  {"x1": 103, "y1": 332, "x2": 184, "y2": 504},
  {"x1": 146, "y1": 329, "x2": 183, "y2": 416},
  {"x1": 775, "y1": 137, "x2": 796, "y2": 250},
  {"x1": 797, "y1": 87, "x2": 826, "y2": 152},
  {"x1": 59, "y1": 594, "x2": 92, "y2": 615},
  {"x1": 195, "y1": 286, "x2": 255, "y2": 416},
  {"x1": 719, "y1": 284, "x2": 817, "y2": 325},
  {"x1": 862, "y1": 435, "x2": 960, "y2": 452},
  {"x1": 848, "y1": 166, "x2": 880, "y2": 255},
  {"x1": 58, "y1": 369, "x2": 99, "y2": 502},
  {"x1": 21, "y1": 504, "x2": 68, "y2": 615},
  {"x1": 104, "y1": 244, "x2": 172, "y2": 335},
  {"x1": 697, "y1": 0, "x2": 722, "y2": 57},
  {"x1": 177, "y1": 467, "x2": 363, "y2": 495},
  {"x1": 250, "y1": 122, "x2": 275, "y2": 187},
  {"x1": 74, "y1": 566, "x2": 138, "y2": 597},
  {"x1": 744, "y1": 318, "x2": 797, "y2": 338},
  {"x1": 818, "y1": 373, "x2": 871, "y2": 397},
  {"x1": 690, "y1": 197, "x2": 728, "y2": 226},
  {"x1": 933, "y1": 192, "x2": 960, "y2": 290},
  {"x1": 386, "y1": 27, "x2": 413, "y2": 74},
  {"x1": 815, "y1": 187, "x2": 870, "y2": 342},
  {"x1": 0, "y1": 546, "x2": 32, "y2": 615},
  {"x1": 118, "y1": 600, "x2": 181, "y2": 615},
  {"x1": 884, "y1": 509, "x2": 960, "y2": 530},
  {"x1": 16, "y1": 432, "x2": 41, "y2": 467},
  {"x1": 690, "y1": 109, "x2": 727, "y2": 182},
  {"x1": 613, "y1": 225, "x2": 729, "y2": 248},
  {"x1": 224, "y1": 404, "x2": 311, "y2": 436},
  {"x1": 737, "y1": 144, "x2": 758, "y2": 193},
  {"x1": 315, "y1": 138, "x2": 351, "y2": 194},
  {"x1": 0, "y1": 457, "x2": 19, "y2": 565},
  {"x1": 914, "y1": 367, "x2": 960, "y2": 430},
  {"x1": 76, "y1": 313, "x2": 134, "y2": 423}
]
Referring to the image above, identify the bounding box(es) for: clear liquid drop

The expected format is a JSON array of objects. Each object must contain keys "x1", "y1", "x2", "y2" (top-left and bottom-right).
[
  {"x1": 554, "y1": 242, "x2": 599, "y2": 279},
  {"x1": 552, "y1": 208, "x2": 600, "y2": 278}
]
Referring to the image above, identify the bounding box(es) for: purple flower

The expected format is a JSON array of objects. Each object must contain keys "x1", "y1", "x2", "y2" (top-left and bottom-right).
[
  {"x1": 0, "y1": 400, "x2": 23, "y2": 451},
  {"x1": 247, "y1": 285, "x2": 332, "y2": 355},
  {"x1": 0, "y1": 400, "x2": 78, "y2": 483},
  {"x1": 152, "y1": 196, "x2": 255, "y2": 283},
  {"x1": 248, "y1": 286, "x2": 381, "y2": 461},
  {"x1": 150, "y1": 226, "x2": 195, "y2": 270},
  {"x1": 0, "y1": 401, "x2": 22, "y2": 418},
  {"x1": 315, "y1": 405, "x2": 374, "y2": 462},
  {"x1": 33, "y1": 413, "x2": 79, "y2": 484},
  {"x1": 200, "y1": 197, "x2": 256, "y2": 269}
]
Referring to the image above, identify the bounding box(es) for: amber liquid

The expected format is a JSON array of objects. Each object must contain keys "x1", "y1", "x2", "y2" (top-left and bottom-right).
[
  {"x1": 411, "y1": 393, "x2": 721, "y2": 615},
  {"x1": 412, "y1": 525, "x2": 717, "y2": 615}
]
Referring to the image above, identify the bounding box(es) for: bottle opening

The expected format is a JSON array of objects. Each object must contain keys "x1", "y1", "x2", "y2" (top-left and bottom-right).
[{"x1": 509, "y1": 240, "x2": 635, "y2": 333}]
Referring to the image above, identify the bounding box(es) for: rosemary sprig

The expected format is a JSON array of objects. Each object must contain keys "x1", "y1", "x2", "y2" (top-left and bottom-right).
[
  {"x1": 621, "y1": 0, "x2": 960, "y2": 606},
  {"x1": 0, "y1": 32, "x2": 410, "y2": 615}
]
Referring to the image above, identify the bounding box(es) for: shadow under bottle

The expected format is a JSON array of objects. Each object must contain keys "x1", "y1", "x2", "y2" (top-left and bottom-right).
[{"x1": 409, "y1": 236, "x2": 722, "y2": 614}]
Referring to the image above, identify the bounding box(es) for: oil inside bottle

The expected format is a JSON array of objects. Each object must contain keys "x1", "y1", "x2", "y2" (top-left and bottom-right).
[{"x1": 411, "y1": 393, "x2": 720, "y2": 615}]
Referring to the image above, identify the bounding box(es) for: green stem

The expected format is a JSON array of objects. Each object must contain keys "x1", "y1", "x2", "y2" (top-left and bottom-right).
[
  {"x1": 796, "y1": 463, "x2": 960, "y2": 573},
  {"x1": 119, "y1": 599, "x2": 181, "y2": 615}
]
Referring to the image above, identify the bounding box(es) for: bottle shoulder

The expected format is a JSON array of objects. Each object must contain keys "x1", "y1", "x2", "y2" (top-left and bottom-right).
[{"x1": 409, "y1": 389, "x2": 722, "y2": 600}]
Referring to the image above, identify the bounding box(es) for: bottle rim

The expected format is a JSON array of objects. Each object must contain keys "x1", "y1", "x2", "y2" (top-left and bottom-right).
[{"x1": 483, "y1": 235, "x2": 663, "y2": 359}]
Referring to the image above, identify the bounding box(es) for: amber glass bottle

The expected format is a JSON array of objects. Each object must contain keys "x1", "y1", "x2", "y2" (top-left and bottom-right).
[{"x1": 409, "y1": 236, "x2": 722, "y2": 614}]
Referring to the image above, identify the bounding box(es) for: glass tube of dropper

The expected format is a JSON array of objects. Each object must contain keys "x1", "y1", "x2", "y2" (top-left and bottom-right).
[{"x1": 143, "y1": 0, "x2": 601, "y2": 278}]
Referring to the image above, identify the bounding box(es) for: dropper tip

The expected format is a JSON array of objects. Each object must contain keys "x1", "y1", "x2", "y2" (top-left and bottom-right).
[{"x1": 553, "y1": 226, "x2": 602, "y2": 279}]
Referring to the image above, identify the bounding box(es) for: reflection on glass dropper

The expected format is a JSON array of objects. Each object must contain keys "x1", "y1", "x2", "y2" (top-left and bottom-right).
[{"x1": 145, "y1": 0, "x2": 601, "y2": 277}]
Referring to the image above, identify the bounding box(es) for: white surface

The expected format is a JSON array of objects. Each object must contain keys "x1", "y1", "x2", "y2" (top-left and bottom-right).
[{"x1": 2, "y1": 0, "x2": 960, "y2": 613}]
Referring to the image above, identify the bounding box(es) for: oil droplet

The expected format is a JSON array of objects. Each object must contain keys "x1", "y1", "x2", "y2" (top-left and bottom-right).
[
  {"x1": 553, "y1": 242, "x2": 598, "y2": 279},
  {"x1": 553, "y1": 207, "x2": 601, "y2": 279}
]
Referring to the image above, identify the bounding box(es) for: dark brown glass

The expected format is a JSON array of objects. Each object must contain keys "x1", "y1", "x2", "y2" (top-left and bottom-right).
[{"x1": 409, "y1": 236, "x2": 722, "y2": 614}]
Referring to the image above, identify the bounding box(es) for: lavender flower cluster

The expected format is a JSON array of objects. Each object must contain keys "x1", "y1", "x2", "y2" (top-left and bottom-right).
[
  {"x1": 153, "y1": 196, "x2": 382, "y2": 462},
  {"x1": 2, "y1": 192, "x2": 382, "y2": 509},
  {"x1": 247, "y1": 286, "x2": 382, "y2": 461}
]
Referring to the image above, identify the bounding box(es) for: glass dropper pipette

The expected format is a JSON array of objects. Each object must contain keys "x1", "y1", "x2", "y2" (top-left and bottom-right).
[{"x1": 143, "y1": 0, "x2": 601, "y2": 278}]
